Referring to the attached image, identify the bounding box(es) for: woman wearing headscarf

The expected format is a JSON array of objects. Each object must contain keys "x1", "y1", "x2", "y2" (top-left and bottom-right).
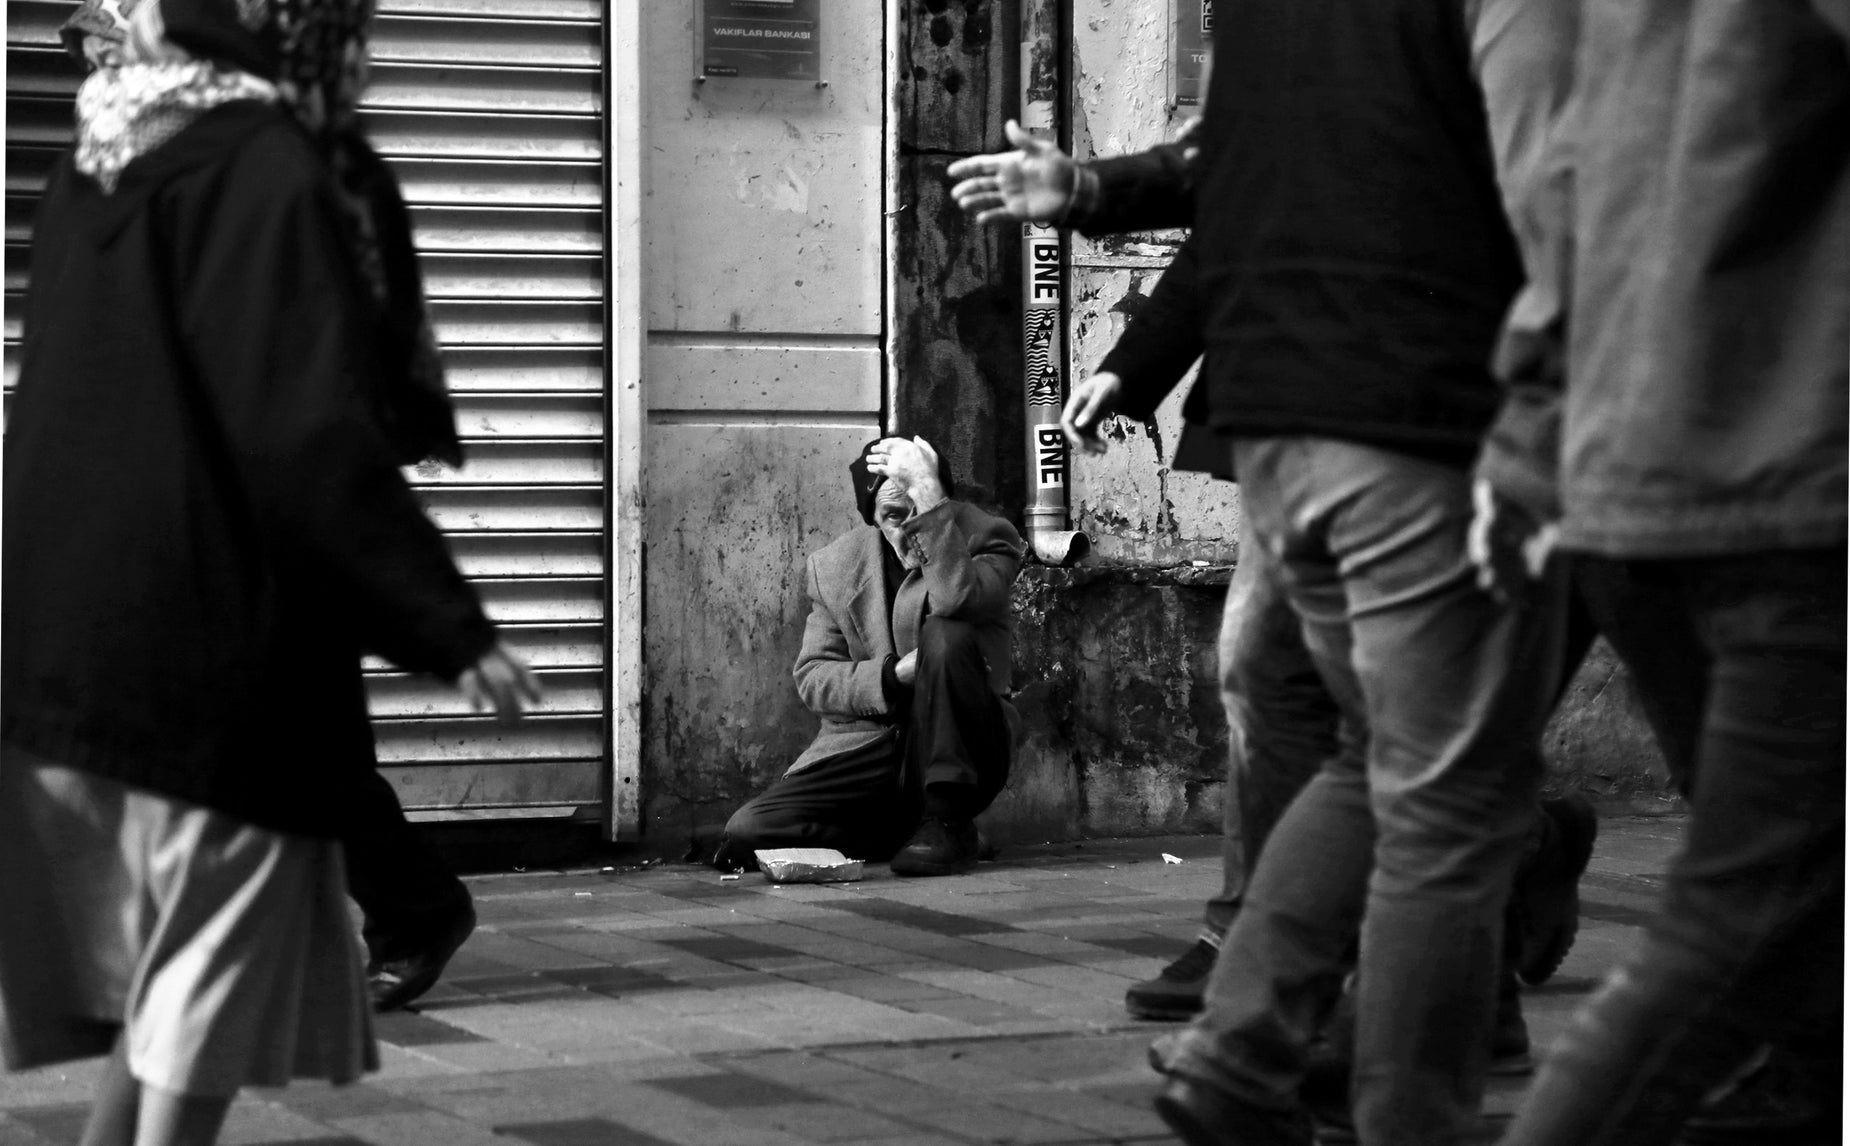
[
  {"x1": 0, "y1": 0, "x2": 537, "y2": 1141},
  {"x1": 56, "y1": 0, "x2": 489, "y2": 1022}
]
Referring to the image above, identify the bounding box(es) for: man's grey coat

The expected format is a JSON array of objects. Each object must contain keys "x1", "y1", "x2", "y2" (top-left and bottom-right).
[{"x1": 786, "y1": 499, "x2": 1025, "y2": 775}]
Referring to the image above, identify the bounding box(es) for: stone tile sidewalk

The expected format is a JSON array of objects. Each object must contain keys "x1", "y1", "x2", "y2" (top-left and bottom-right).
[{"x1": 0, "y1": 819, "x2": 1683, "y2": 1146}]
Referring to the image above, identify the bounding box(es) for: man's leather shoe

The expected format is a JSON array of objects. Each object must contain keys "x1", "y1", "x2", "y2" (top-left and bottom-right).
[
  {"x1": 1154, "y1": 1076, "x2": 1314, "y2": 1146},
  {"x1": 369, "y1": 901, "x2": 476, "y2": 1012},
  {"x1": 889, "y1": 817, "x2": 980, "y2": 876}
]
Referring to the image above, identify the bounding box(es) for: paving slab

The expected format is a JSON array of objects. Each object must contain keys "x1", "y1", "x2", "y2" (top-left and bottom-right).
[{"x1": 0, "y1": 822, "x2": 1683, "y2": 1144}]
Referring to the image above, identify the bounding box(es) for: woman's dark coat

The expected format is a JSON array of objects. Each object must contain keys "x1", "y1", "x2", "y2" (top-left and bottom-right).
[{"x1": 2, "y1": 100, "x2": 494, "y2": 836}]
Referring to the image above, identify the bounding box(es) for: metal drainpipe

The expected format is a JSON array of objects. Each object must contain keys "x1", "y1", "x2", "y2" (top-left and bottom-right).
[{"x1": 1019, "y1": 0, "x2": 1088, "y2": 566}]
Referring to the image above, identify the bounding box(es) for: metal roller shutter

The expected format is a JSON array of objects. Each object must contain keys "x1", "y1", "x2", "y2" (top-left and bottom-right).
[{"x1": 4, "y1": 0, "x2": 612, "y2": 823}]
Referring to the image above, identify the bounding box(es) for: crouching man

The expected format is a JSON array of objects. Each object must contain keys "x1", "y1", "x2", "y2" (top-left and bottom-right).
[{"x1": 717, "y1": 435, "x2": 1025, "y2": 877}]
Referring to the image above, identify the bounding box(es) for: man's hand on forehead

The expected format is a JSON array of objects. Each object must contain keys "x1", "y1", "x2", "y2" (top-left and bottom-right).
[{"x1": 864, "y1": 436, "x2": 945, "y2": 514}]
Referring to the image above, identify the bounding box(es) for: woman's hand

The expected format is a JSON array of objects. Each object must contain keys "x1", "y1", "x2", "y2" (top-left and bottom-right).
[{"x1": 459, "y1": 642, "x2": 542, "y2": 725}]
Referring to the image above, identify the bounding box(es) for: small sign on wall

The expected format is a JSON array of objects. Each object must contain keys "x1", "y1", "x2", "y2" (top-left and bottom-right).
[
  {"x1": 701, "y1": 0, "x2": 823, "y2": 82},
  {"x1": 1171, "y1": 0, "x2": 1212, "y2": 108}
]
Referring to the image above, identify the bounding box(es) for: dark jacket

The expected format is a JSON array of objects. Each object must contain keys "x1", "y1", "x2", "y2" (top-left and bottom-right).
[
  {"x1": 1089, "y1": 0, "x2": 1527, "y2": 466},
  {"x1": 2, "y1": 101, "x2": 495, "y2": 836},
  {"x1": 1083, "y1": 143, "x2": 1206, "y2": 413},
  {"x1": 787, "y1": 501, "x2": 1024, "y2": 776}
]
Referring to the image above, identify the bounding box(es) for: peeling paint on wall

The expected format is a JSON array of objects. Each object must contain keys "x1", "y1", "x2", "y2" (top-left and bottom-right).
[{"x1": 1063, "y1": 2, "x2": 1240, "y2": 568}]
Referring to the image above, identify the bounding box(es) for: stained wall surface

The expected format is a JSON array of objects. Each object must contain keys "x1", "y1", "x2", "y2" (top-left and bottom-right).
[
  {"x1": 1068, "y1": 0, "x2": 1240, "y2": 566},
  {"x1": 640, "y1": 5, "x2": 888, "y2": 840}
]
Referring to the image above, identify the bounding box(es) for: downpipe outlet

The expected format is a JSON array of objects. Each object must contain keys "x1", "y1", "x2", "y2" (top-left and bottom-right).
[{"x1": 1028, "y1": 517, "x2": 1091, "y2": 566}]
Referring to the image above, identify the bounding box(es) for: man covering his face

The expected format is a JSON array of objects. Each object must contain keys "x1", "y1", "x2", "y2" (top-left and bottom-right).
[{"x1": 711, "y1": 436, "x2": 1025, "y2": 876}]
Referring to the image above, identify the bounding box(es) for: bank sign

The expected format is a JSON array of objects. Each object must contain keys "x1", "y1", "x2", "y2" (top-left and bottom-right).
[{"x1": 703, "y1": 0, "x2": 822, "y2": 81}]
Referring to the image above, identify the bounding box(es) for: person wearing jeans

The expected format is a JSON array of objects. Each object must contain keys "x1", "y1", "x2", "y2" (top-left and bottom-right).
[
  {"x1": 1496, "y1": 556, "x2": 1846, "y2": 1145},
  {"x1": 1131, "y1": 530, "x2": 1596, "y2": 1041},
  {"x1": 1045, "y1": 1, "x2": 1582, "y2": 1139},
  {"x1": 1475, "y1": 4, "x2": 1849, "y2": 1142},
  {"x1": 1153, "y1": 439, "x2": 1565, "y2": 1145},
  {"x1": 947, "y1": 5, "x2": 1594, "y2": 1067}
]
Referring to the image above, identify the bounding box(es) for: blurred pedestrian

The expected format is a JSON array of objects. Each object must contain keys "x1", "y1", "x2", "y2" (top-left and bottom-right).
[
  {"x1": 958, "y1": 2, "x2": 1578, "y2": 1142},
  {"x1": 53, "y1": 0, "x2": 487, "y2": 1016},
  {"x1": 1476, "y1": 3, "x2": 1849, "y2": 1143},
  {"x1": 0, "y1": 0, "x2": 538, "y2": 1142},
  {"x1": 950, "y1": 116, "x2": 1600, "y2": 1067}
]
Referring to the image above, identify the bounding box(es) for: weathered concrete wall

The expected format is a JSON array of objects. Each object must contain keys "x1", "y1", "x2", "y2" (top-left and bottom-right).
[
  {"x1": 997, "y1": 568, "x2": 1679, "y2": 847},
  {"x1": 892, "y1": 0, "x2": 1024, "y2": 510},
  {"x1": 999, "y1": 567, "x2": 1231, "y2": 844},
  {"x1": 1066, "y1": 1, "x2": 1235, "y2": 566},
  {"x1": 628, "y1": 0, "x2": 1676, "y2": 852},
  {"x1": 639, "y1": 5, "x2": 887, "y2": 843}
]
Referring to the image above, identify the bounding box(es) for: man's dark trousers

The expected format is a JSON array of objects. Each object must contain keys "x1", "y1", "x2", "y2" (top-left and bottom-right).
[
  {"x1": 725, "y1": 617, "x2": 1012, "y2": 860},
  {"x1": 346, "y1": 769, "x2": 473, "y2": 965}
]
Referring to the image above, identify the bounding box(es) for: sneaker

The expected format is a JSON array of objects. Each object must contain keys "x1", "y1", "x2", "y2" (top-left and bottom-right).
[
  {"x1": 1126, "y1": 937, "x2": 1219, "y2": 1020},
  {"x1": 889, "y1": 817, "x2": 980, "y2": 877},
  {"x1": 1510, "y1": 794, "x2": 1599, "y2": 986},
  {"x1": 1155, "y1": 1075, "x2": 1314, "y2": 1146},
  {"x1": 369, "y1": 900, "x2": 476, "y2": 1012}
]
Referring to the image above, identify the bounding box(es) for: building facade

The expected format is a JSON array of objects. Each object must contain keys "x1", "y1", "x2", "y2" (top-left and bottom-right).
[{"x1": 2, "y1": 1, "x2": 1669, "y2": 848}]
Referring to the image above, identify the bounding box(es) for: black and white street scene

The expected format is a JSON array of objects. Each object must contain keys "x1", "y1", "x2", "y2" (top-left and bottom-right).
[{"x1": 1, "y1": 2, "x2": 1844, "y2": 1145}]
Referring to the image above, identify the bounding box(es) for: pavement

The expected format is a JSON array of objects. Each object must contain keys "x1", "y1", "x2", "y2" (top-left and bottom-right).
[{"x1": 0, "y1": 817, "x2": 1684, "y2": 1146}]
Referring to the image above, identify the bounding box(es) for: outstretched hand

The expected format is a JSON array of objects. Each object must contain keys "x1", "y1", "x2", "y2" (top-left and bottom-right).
[
  {"x1": 459, "y1": 642, "x2": 543, "y2": 726},
  {"x1": 865, "y1": 436, "x2": 946, "y2": 512},
  {"x1": 947, "y1": 119, "x2": 1079, "y2": 226}
]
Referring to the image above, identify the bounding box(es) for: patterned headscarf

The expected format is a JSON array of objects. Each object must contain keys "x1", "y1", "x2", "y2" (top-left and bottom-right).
[
  {"x1": 70, "y1": 0, "x2": 278, "y2": 192},
  {"x1": 64, "y1": 0, "x2": 461, "y2": 467},
  {"x1": 60, "y1": 0, "x2": 132, "y2": 69}
]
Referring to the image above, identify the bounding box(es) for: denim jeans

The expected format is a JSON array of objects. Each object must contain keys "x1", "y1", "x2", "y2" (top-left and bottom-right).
[
  {"x1": 1202, "y1": 517, "x2": 1602, "y2": 941},
  {"x1": 1203, "y1": 538, "x2": 1343, "y2": 937},
  {"x1": 1168, "y1": 438, "x2": 1565, "y2": 1146},
  {"x1": 1499, "y1": 550, "x2": 1846, "y2": 1146}
]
